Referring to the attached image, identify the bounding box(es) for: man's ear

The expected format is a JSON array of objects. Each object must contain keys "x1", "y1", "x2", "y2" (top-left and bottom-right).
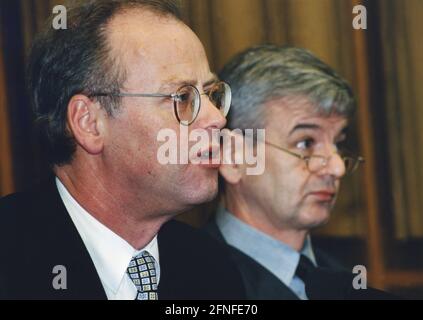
[
  {"x1": 219, "y1": 130, "x2": 245, "y2": 185},
  {"x1": 219, "y1": 162, "x2": 244, "y2": 185},
  {"x1": 67, "y1": 94, "x2": 106, "y2": 155}
]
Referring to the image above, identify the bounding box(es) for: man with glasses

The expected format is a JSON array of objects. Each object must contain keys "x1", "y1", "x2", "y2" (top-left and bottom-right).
[
  {"x1": 205, "y1": 45, "x2": 390, "y2": 299},
  {"x1": 0, "y1": 0, "x2": 244, "y2": 299}
]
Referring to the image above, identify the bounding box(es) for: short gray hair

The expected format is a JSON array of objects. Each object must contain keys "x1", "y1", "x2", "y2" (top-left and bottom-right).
[{"x1": 219, "y1": 45, "x2": 356, "y2": 130}]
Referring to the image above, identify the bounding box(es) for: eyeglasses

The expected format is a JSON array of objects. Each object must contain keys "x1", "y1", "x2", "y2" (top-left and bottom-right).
[
  {"x1": 264, "y1": 141, "x2": 365, "y2": 175},
  {"x1": 89, "y1": 81, "x2": 231, "y2": 126}
]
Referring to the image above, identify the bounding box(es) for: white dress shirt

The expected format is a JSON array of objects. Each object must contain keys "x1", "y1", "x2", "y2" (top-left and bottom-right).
[{"x1": 56, "y1": 177, "x2": 160, "y2": 300}]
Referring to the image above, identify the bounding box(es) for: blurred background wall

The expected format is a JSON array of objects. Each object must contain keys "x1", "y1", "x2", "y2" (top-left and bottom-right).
[{"x1": 0, "y1": 0, "x2": 422, "y2": 297}]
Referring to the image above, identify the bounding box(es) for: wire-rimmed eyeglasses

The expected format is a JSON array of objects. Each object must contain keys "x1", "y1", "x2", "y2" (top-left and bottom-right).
[
  {"x1": 89, "y1": 81, "x2": 231, "y2": 126},
  {"x1": 264, "y1": 141, "x2": 364, "y2": 175}
]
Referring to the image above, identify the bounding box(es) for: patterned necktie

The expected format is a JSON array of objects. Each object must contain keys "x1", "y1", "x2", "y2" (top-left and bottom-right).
[{"x1": 127, "y1": 250, "x2": 158, "y2": 300}]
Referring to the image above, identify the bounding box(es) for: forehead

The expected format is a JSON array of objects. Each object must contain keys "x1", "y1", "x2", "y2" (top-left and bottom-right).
[
  {"x1": 106, "y1": 10, "x2": 211, "y2": 89},
  {"x1": 265, "y1": 96, "x2": 348, "y2": 135}
]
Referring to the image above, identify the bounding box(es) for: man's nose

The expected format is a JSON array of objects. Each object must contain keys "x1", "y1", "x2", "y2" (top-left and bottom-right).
[
  {"x1": 193, "y1": 94, "x2": 227, "y2": 130},
  {"x1": 326, "y1": 153, "x2": 346, "y2": 178},
  {"x1": 317, "y1": 145, "x2": 346, "y2": 178}
]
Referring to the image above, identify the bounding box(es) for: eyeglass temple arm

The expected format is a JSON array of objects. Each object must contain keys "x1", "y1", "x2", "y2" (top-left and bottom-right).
[
  {"x1": 88, "y1": 82, "x2": 227, "y2": 99},
  {"x1": 264, "y1": 141, "x2": 306, "y2": 160},
  {"x1": 89, "y1": 92, "x2": 174, "y2": 98}
]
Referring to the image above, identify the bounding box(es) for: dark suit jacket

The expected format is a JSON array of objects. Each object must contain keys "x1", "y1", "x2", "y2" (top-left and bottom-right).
[
  {"x1": 0, "y1": 179, "x2": 245, "y2": 300},
  {"x1": 205, "y1": 219, "x2": 399, "y2": 300},
  {"x1": 204, "y1": 220, "x2": 348, "y2": 300}
]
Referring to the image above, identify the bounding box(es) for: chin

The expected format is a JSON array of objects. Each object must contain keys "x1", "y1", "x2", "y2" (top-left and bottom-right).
[
  {"x1": 163, "y1": 183, "x2": 217, "y2": 217},
  {"x1": 181, "y1": 170, "x2": 219, "y2": 205},
  {"x1": 191, "y1": 180, "x2": 218, "y2": 204},
  {"x1": 299, "y1": 207, "x2": 331, "y2": 230}
]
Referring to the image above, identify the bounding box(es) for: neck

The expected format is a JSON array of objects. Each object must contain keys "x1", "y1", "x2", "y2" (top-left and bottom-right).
[
  {"x1": 55, "y1": 161, "x2": 171, "y2": 250},
  {"x1": 224, "y1": 188, "x2": 308, "y2": 252}
]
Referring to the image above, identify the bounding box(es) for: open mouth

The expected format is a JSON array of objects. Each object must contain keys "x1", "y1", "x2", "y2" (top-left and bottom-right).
[{"x1": 192, "y1": 145, "x2": 221, "y2": 167}]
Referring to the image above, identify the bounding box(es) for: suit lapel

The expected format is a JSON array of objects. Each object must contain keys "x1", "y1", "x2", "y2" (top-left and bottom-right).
[
  {"x1": 11, "y1": 178, "x2": 107, "y2": 299},
  {"x1": 205, "y1": 220, "x2": 299, "y2": 300}
]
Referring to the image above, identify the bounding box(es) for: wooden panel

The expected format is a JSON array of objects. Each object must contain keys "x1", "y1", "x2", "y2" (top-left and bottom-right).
[
  {"x1": 186, "y1": 0, "x2": 216, "y2": 70},
  {"x1": 400, "y1": 0, "x2": 423, "y2": 236},
  {"x1": 383, "y1": 271, "x2": 423, "y2": 287},
  {"x1": 379, "y1": 0, "x2": 423, "y2": 238},
  {"x1": 284, "y1": 0, "x2": 340, "y2": 69},
  {"x1": 209, "y1": 0, "x2": 266, "y2": 69},
  {"x1": 0, "y1": 32, "x2": 14, "y2": 196},
  {"x1": 350, "y1": 0, "x2": 385, "y2": 287},
  {"x1": 263, "y1": 0, "x2": 289, "y2": 45}
]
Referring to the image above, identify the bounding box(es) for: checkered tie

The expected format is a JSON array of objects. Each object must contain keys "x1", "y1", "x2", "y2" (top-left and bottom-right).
[{"x1": 127, "y1": 251, "x2": 158, "y2": 300}]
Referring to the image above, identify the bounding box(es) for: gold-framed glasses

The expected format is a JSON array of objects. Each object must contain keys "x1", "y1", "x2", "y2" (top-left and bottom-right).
[{"x1": 264, "y1": 141, "x2": 364, "y2": 174}]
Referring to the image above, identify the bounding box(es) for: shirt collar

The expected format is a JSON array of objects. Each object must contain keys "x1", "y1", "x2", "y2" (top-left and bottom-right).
[
  {"x1": 56, "y1": 177, "x2": 160, "y2": 295},
  {"x1": 216, "y1": 206, "x2": 316, "y2": 286}
]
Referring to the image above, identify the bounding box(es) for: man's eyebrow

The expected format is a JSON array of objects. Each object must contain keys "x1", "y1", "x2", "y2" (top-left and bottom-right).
[
  {"x1": 159, "y1": 74, "x2": 218, "y2": 91},
  {"x1": 203, "y1": 75, "x2": 219, "y2": 87},
  {"x1": 288, "y1": 123, "x2": 321, "y2": 136}
]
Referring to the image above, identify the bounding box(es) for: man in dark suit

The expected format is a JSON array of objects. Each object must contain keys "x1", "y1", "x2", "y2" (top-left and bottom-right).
[
  {"x1": 0, "y1": 0, "x2": 244, "y2": 300},
  {"x1": 205, "y1": 45, "x2": 388, "y2": 300}
]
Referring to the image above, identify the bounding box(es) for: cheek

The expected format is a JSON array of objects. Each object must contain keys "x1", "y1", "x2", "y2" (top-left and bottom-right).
[
  {"x1": 106, "y1": 110, "x2": 164, "y2": 171},
  {"x1": 268, "y1": 153, "x2": 306, "y2": 187},
  {"x1": 272, "y1": 162, "x2": 312, "y2": 208}
]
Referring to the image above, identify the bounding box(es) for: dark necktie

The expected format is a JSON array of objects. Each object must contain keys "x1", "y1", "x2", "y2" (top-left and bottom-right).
[
  {"x1": 295, "y1": 254, "x2": 317, "y2": 283},
  {"x1": 295, "y1": 255, "x2": 397, "y2": 299},
  {"x1": 295, "y1": 254, "x2": 352, "y2": 299}
]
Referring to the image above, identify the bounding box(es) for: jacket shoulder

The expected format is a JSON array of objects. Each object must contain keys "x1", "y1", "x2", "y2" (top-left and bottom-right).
[
  {"x1": 0, "y1": 190, "x2": 32, "y2": 210},
  {"x1": 158, "y1": 220, "x2": 246, "y2": 299},
  {"x1": 0, "y1": 191, "x2": 37, "y2": 231}
]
